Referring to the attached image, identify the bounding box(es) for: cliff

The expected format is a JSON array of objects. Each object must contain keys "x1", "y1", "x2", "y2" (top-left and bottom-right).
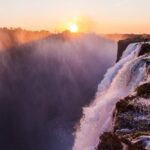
[
  {"x1": 97, "y1": 39, "x2": 150, "y2": 150},
  {"x1": 116, "y1": 36, "x2": 150, "y2": 61},
  {"x1": 98, "y1": 83, "x2": 150, "y2": 150}
]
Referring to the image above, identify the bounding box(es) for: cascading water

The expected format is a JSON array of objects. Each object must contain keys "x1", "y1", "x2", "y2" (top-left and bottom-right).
[
  {"x1": 73, "y1": 42, "x2": 150, "y2": 150},
  {"x1": 97, "y1": 42, "x2": 141, "y2": 95}
]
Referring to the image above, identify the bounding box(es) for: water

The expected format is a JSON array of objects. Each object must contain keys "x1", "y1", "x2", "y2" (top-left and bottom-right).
[{"x1": 73, "y1": 42, "x2": 150, "y2": 150}]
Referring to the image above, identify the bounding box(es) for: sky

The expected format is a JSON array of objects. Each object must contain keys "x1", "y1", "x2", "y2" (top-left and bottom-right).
[{"x1": 0, "y1": 0, "x2": 150, "y2": 33}]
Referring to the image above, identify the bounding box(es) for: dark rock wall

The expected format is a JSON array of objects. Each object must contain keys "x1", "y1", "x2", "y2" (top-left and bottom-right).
[
  {"x1": 117, "y1": 36, "x2": 150, "y2": 62},
  {"x1": 97, "y1": 83, "x2": 150, "y2": 150}
]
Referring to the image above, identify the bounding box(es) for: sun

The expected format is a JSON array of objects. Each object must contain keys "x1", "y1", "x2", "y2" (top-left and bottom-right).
[{"x1": 68, "y1": 23, "x2": 79, "y2": 33}]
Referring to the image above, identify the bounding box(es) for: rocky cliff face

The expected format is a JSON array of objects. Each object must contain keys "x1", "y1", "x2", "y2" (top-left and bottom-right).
[
  {"x1": 97, "y1": 40, "x2": 150, "y2": 150},
  {"x1": 117, "y1": 36, "x2": 150, "y2": 61}
]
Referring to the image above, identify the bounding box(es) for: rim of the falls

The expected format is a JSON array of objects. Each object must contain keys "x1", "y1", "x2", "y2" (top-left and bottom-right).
[
  {"x1": 96, "y1": 43, "x2": 141, "y2": 96},
  {"x1": 73, "y1": 42, "x2": 150, "y2": 150},
  {"x1": 121, "y1": 42, "x2": 140, "y2": 59}
]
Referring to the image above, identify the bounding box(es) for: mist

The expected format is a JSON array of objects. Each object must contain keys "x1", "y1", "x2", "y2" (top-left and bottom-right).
[
  {"x1": 0, "y1": 28, "x2": 50, "y2": 50},
  {"x1": 0, "y1": 32, "x2": 116, "y2": 150}
]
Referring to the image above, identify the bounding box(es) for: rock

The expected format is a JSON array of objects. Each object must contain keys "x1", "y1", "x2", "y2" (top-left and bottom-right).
[
  {"x1": 116, "y1": 36, "x2": 150, "y2": 62},
  {"x1": 138, "y1": 44, "x2": 150, "y2": 57},
  {"x1": 97, "y1": 132, "x2": 123, "y2": 150},
  {"x1": 97, "y1": 83, "x2": 150, "y2": 150},
  {"x1": 136, "y1": 83, "x2": 150, "y2": 98}
]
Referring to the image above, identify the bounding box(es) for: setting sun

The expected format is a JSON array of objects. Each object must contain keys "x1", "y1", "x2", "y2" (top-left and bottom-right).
[{"x1": 68, "y1": 23, "x2": 79, "y2": 33}]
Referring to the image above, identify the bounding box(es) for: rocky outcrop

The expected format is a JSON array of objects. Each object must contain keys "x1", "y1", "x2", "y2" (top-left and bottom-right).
[
  {"x1": 97, "y1": 83, "x2": 150, "y2": 150},
  {"x1": 97, "y1": 40, "x2": 150, "y2": 150},
  {"x1": 117, "y1": 36, "x2": 150, "y2": 61},
  {"x1": 138, "y1": 44, "x2": 150, "y2": 56}
]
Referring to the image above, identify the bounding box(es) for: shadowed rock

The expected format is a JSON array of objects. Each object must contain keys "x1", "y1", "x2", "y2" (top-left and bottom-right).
[
  {"x1": 117, "y1": 36, "x2": 150, "y2": 61},
  {"x1": 138, "y1": 43, "x2": 150, "y2": 56},
  {"x1": 97, "y1": 83, "x2": 150, "y2": 150}
]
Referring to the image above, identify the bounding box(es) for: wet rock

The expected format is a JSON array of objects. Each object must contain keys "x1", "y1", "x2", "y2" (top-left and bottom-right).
[
  {"x1": 97, "y1": 83, "x2": 150, "y2": 150},
  {"x1": 137, "y1": 83, "x2": 150, "y2": 98},
  {"x1": 117, "y1": 37, "x2": 150, "y2": 62},
  {"x1": 97, "y1": 132, "x2": 123, "y2": 150},
  {"x1": 139, "y1": 44, "x2": 150, "y2": 57}
]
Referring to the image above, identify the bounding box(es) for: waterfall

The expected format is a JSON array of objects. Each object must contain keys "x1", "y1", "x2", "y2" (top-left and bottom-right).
[{"x1": 73, "y1": 42, "x2": 150, "y2": 150}]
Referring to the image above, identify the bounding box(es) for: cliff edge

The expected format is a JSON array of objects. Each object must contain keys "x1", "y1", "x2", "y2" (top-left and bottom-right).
[
  {"x1": 117, "y1": 36, "x2": 150, "y2": 61},
  {"x1": 97, "y1": 39, "x2": 150, "y2": 150}
]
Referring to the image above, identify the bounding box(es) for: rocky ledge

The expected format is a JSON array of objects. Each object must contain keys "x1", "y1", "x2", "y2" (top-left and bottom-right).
[
  {"x1": 117, "y1": 36, "x2": 150, "y2": 61},
  {"x1": 97, "y1": 82, "x2": 150, "y2": 150}
]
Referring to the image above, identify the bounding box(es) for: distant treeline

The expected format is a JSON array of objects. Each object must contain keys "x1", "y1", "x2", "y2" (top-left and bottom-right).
[
  {"x1": 0, "y1": 27, "x2": 50, "y2": 50},
  {"x1": 105, "y1": 33, "x2": 150, "y2": 41}
]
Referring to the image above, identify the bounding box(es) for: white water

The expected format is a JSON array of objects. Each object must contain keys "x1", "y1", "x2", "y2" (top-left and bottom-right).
[
  {"x1": 73, "y1": 43, "x2": 150, "y2": 150},
  {"x1": 97, "y1": 43, "x2": 141, "y2": 95}
]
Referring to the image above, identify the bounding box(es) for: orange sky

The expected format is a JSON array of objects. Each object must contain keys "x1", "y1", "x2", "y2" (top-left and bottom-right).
[{"x1": 0, "y1": 0, "x2": 150, "y2": 33}]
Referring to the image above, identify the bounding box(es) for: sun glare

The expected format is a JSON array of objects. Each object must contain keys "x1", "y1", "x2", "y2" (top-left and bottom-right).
[{"x1": 68, "y1": 23, "x2": 79, "y2": 33}]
